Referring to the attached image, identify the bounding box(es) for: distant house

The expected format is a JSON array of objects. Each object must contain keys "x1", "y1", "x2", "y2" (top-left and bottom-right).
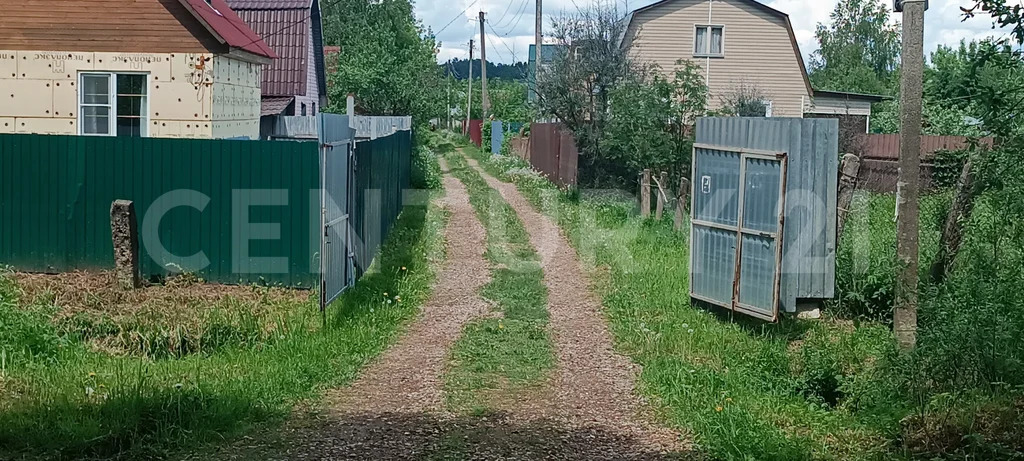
[
  {"x1": 620, "y1": 0, "x2": 885, "y2": 132},
  {"x1": 527, "y1": 44, "x2": 566, "y2": 103},
  {"x1": 227, "y1": 0, "x2": 328, "y2": 117},
  {"x1": 0, "y1": 0, "x2": 276, "y2": 139}
]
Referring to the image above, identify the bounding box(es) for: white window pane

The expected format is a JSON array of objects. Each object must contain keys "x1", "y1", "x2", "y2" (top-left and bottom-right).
[
  {"x1": 711, "y1": 27, "x2": 723, "y2": 55},
  {"x1": 83, "y1": 74, "x2": 110, "y2": 105},
  {"x1": 82, "y1": 106, "x2": 110, "y2": 134},
  {"x1": 695, "y1": 27, "x2": 707, "y2": 55}
]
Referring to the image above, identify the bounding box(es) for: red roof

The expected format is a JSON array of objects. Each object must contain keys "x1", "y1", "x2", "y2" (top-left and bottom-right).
[
  {"x1": 229, "y1": 0, "x2": 311, "y2": 8},
  {"x1": 179, "y1": 0, "x2": 278, "y2": 59}
]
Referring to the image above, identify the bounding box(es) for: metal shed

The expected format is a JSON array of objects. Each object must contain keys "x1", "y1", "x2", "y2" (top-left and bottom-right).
[{"x1": 689, "y1": 117, "x2": 839, "y2": 321}]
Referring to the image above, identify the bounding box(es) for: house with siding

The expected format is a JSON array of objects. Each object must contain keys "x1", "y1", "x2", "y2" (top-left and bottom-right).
[
  {"x1": 620, "y1": 0, "x2": 885, "y2": 132},
  {"x1": 0, "y1": 0, "x2": 276, "y2": 140},
  {"x1": 227, "y1": 0, "x2": 327, "y2": 117}
]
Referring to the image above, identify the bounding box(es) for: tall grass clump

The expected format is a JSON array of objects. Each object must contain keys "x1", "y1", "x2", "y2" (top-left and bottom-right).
[{"x1": 0, "y1": 188, "x2": 448, "y2": 460}]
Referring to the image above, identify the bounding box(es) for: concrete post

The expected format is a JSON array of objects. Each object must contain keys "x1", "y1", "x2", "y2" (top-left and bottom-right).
[
  {"x1": 110, "y1": 200, "x2": 141, "y2": 290},
  {"x1": 675, "y1": 176, "x2": 690, "y2": 231},
  {"x1": 895, "y1": 0, "x2": 925, "y2": 350}
]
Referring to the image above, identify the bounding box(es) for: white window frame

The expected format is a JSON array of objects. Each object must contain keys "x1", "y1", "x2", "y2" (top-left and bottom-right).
[
  {"x1": 694, "y1": 24, "x2": 725, "y2": 58},
  {"x1": 78, "y1": 72, "x2": 149, "y2": 137}
]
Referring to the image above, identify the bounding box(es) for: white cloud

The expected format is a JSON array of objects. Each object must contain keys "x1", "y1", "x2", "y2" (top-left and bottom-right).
[{"x1": 416, "y1": 0, "x2": 1010, "y2": 64}]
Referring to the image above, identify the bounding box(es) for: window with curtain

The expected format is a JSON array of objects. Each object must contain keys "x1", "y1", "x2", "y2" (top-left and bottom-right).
[
  {"x1": 79, "y1": 72, "x2": 148, "y2": 137},
  {"x1": 694, "y1": 25, "x2": 725, "y2": 57}
]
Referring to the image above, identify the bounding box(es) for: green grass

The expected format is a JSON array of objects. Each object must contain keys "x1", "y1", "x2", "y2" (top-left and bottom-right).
[
  {"x1": 441, "y1": 151, "x2": 554, "y2": 412},
  {"x1": 464, "y1": 146, "x2": 913, "y2": 459},
  {"x1": 0, "y1": 190, "x2": 449, "y2": 460}
]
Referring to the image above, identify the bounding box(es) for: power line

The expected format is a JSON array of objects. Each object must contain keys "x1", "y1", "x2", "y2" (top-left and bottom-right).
[
  {"x1": 491, "y1": 0, "x2": 518, "y2": 29},
  {"x1": 486, "y1": 20, "x2": 518, "y2": 62},
  {"x1": 435, "y1": 0, "x2": 480, "y2": 36},
  {"x1": 495, "y1": 0, "x2": 531, "y2": 36},
  {"x1": 493, "y1": 0, "x2": 528, "y2": 30}
]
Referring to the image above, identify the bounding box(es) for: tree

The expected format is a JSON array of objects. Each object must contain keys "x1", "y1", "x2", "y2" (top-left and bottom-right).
[
  {"x1": 322, "y1": 0, "x2": 444, "y2": 123},
  {"x1": 809, "y1": 0, "x2": 901, "y2": 95}
]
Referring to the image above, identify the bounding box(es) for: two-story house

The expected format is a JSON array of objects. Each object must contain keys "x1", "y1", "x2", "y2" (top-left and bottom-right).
[
  {"x1": 620, "y1": 0, "x2": 885, "y2": 132},
  {"x1": 0, "y1": 0, "x2": 276, "y2": 140},
  {"x1": 227, "y1": 0, "x2": 328, "y2": 117}
]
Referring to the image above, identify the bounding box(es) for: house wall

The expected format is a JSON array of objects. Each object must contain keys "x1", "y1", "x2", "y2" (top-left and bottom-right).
[
  {"x1": 212, "y1": 55, "x2": 262, "y2": 139},
  {"x1": 624, "y1": 0, "x2": 811, "y2": 117},
  {"x1": 804, "y1": 95, "x2": 873, "y2": 116},
  {"x1": 292, "y1": 22, "x2": 321, "y2": 116},
  {"x1": 0, "y1": 50, "x2": 261, "y2": 139}
]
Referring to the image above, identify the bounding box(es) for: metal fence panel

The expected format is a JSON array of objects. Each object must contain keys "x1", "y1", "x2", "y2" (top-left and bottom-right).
[
  {"x1": 351, "y1": 130, "x2": 411, "y2": 278},
  {"x1": 0, "y1": 133, "x2": 320, "y2": 286},
  {"x1": 695, "y1": 117, "x2": 838, "y2": 314},
  {"x1": 491, "y1": 120, "x2": 503, "y2": 154},
  {"x1": 319, "y1": 113, "x2": 355, "y2": 308}
]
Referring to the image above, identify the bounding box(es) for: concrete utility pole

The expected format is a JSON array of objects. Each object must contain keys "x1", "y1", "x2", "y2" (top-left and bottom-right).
[
  {"x1": 466, "y1": 39, "x2": 473, "y2": 135},
  {"x1": 534, "y1": 0, "x2": 542, "y2": 99},
  {"x1": 479, "y1": 11, "x2": 490, "y2": 119},
  {"x1": 895, "y1": 0, "x2": 926, "y2": 350}
]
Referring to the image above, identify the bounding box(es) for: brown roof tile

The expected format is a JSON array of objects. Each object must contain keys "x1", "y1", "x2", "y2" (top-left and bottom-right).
[{"x1": 228, "y1": 2, "x2": 311, "y2": 97}]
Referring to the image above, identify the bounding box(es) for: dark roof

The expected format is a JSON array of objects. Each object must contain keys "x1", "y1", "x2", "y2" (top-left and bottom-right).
[
  {"x1": 180, "y1": 0, "x2": 277, "y2": 59},
  {"x1": 813, "y1": 90, "x2": 891, "y2": 102},
  {"x1": 621, "y1": 0, "x2": 813, "y2": 97},
  {"x1": 262, "y1": 96, "x2": 295, "y2": 115},
  {"x1": 228, "y1": 0, "x2": 326, "y2": 100}
]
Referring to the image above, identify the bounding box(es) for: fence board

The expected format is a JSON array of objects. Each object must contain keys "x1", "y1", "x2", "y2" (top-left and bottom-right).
[
  {"x1": 0, "y1": 133, "x2": 320, "y2": 286},
  {"x1": 858, "y1": 134, "x2": 995, "y2": 160}
]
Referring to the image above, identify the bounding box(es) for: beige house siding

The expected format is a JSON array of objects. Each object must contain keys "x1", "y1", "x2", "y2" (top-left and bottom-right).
[
  {"x1": 624, "y1": 0, "x2": 811, "y2": 117},
  {"x1": 0, "y1": 50, "x2": 261, "y2": 139}
]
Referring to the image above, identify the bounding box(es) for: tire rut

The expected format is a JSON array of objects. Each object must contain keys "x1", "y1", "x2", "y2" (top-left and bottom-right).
[{"x1": 463, "y1": 154, "x2": 689, "y2": 454}]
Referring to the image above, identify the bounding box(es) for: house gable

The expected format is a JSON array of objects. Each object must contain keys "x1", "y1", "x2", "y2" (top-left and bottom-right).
[{"x1": 623, "y1": 0, "x2": 813, "y2": 117}]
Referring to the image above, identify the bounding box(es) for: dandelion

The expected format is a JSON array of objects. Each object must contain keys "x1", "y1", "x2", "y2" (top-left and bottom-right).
[
  {"x1": 498, "y1": 323, "x2": 505, "y2": 330},
  {"x1": 401, "y1": 266, "x2": 407, "y2": 271},
  {"x1": 386, "y1": 299, "x2": 392, "y2": 304},
  {"x1": 726, "y1": 398, "x2": 733, "y2": 403},
  {"x1": 85, "y1": 386, "x2": 95, "y2": 397},
  {"x1": 687, "y1": 329, "x2": 694, "y2": 334},
  {"x1": 88, "y1": 372, "x2": 96, "y2": 378},
  {"x1": 715, "y1": 406, "x2": 723, "y2": 412},
  {"x1": 682, "y1": 323, "x2": 689, "y2": 329},
  {"x1": 384, "y1": 292, "x2": 388, "y2": 297},
  {"x1": 174, "y1": 383, "x2": 183, "y2": 390}
]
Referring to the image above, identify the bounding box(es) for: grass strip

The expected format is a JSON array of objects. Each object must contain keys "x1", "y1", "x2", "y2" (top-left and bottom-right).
[
  {"x1": 464, "y1": 146, "x2": 905, "y2": 459},
  {"x1": 442, "y1": 151, "x2": 554, "y2": 413},
  {"x1": 0, "y1": 188, "x2": 448, "y2": 460}
]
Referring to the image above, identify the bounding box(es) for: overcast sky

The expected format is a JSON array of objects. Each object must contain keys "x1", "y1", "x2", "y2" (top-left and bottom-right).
[{"x1": 416, "y1": 0, "x2": 1011, "y2": 65}]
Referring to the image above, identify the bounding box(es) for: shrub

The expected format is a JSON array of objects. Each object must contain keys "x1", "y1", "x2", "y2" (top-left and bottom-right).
[{"x1": 411, "y1": 146, "x2": 442, "y2": 190}]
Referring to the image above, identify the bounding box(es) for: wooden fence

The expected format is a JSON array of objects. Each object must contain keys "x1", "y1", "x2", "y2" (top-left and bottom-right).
[{"x1": 528, "y1": 123, "x2": 578, "y2": 187}]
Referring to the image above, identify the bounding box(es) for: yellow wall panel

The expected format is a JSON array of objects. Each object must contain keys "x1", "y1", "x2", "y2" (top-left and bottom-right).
[
  {"x1": 0, "y1": 79, "x2": 52, "y2": 117},
  {"x1": 0, "y1": 52, "x2": 16, "y2": 78},
  {"x1": 16, "y1": 51, "x2": 94, "y2": 79},
  {"x1": 15, "y1": 117, "x2": 76, "y2": 135},
  {"x1": 0, "y1": 117, "x2": 14, "y2": 133}
]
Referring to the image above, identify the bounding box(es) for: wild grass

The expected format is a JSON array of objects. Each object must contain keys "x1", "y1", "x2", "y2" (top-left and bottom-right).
[
  {"x1": 467, "y1": 144, "x2": 1024, "y2": 460},
  {"x1": 441, "y1": 151, "x2": 554, "y2": 412},
  {"x1": 0, "y1": 174, "x2": 448, "y2": 459}
]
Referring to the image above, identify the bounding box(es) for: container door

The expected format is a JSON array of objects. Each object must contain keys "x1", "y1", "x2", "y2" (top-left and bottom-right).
[
  {"x1": 734, "y1": 155, "x2": 787, "y2": 321},
  {"x1": 690, "y1": 145, "x2": 786, "y2": 321}
]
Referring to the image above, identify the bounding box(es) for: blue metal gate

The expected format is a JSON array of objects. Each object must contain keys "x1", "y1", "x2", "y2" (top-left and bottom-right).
[
  {"x1": 319, "y1": 114, "x2": 355, "y2": 311},
  {"x1": 690, "y1": 143, "x2": 788, "y2": 321}
]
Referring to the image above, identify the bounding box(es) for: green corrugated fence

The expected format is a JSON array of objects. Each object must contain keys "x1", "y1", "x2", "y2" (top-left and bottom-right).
[
  {"x1": 351, "y1": 130, "x2": 412, "y2": 277},
  {"x1": 0, "y1": 134, "x2": 320, "y2": 287}
]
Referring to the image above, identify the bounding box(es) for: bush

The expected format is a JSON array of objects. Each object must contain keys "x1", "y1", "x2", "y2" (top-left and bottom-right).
[{"x1": 411, "y1": 146, "x2": 442, "y2": 190}]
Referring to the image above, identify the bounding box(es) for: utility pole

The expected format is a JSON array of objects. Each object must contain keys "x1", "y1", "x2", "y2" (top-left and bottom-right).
[
  {"x1": 479, "y1": 11, "x2": 490, "y2": 119},
  {"x1": 895, "y1": 0, "x2": 926, "y2": 350},
  {"x1": 534, "y1": 0, "x2": 542, "y2": 101},
  {"x1": 466, "y1": 39, "x2": 473, "y2": 135}
]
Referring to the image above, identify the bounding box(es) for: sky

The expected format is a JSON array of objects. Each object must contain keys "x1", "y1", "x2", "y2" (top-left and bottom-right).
[{"x1": 415, "y1": 0, "x2": 1011, "y2": 65}]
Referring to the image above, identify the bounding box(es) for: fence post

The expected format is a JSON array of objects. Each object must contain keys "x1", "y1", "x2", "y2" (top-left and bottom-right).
[
  {"x1": 641, "y1": 169, "x2": 651, "y2": 218},
  {"x1": 675, "y1": 177, "x2": 690, "y2": 231},
  {"x1": 655, "y1": 171, "x2": 668, "y2": 220},
  {"x1": 836, "y1": 154, "x2": 861, "y2": 238},
  {"x1": 110, "y1": 200, "x2": 141, "y2": 290}
]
